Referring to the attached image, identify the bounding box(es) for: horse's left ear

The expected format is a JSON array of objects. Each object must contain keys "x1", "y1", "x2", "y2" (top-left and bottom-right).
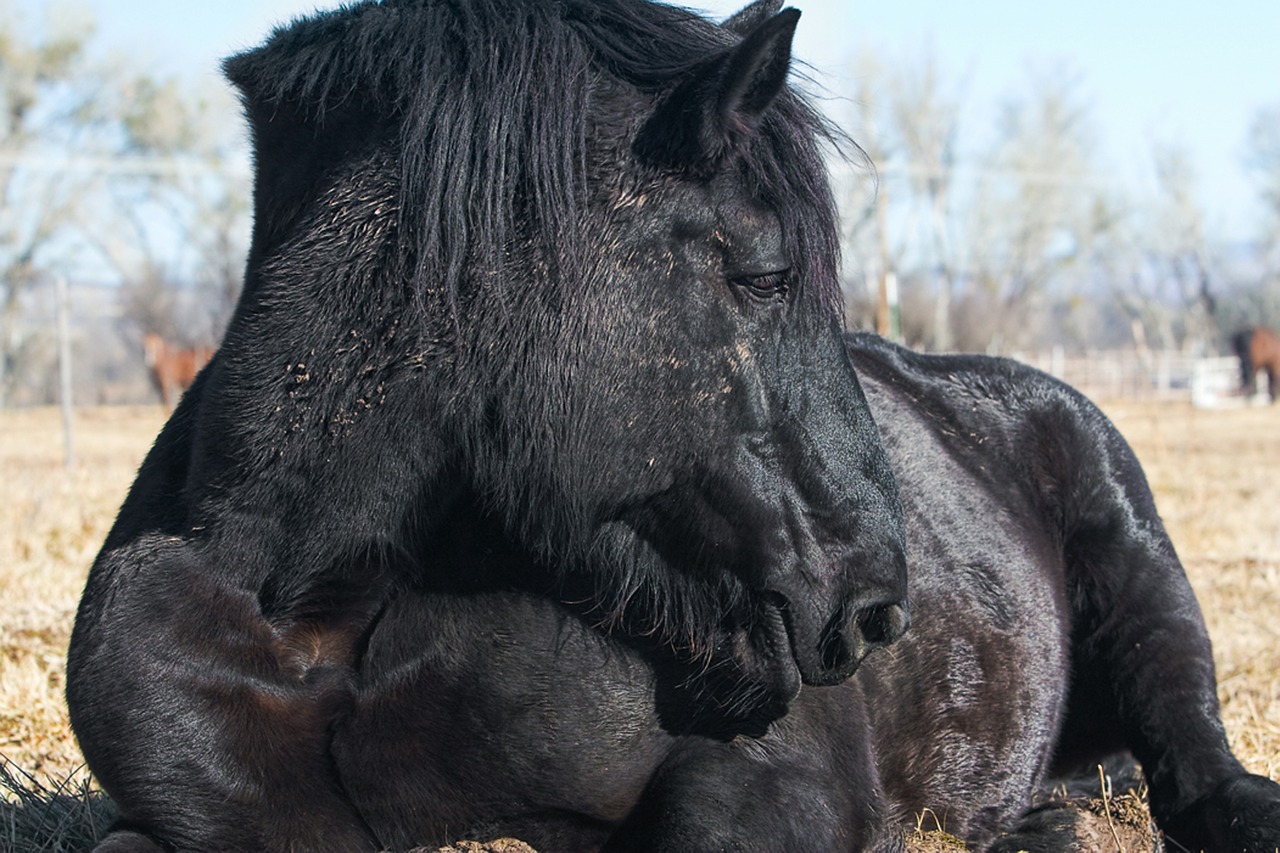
[
  {"x1": 633, "y1": 8, "x2": 800, "y2": 176},
  {"x1": 722, "y1": 0, "x2": 785, "y2": 36}
]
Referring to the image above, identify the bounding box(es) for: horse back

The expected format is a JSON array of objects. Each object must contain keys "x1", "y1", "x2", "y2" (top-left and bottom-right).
[
  {"x1": 844, "y1": 332, "x2": 1164, "y2": 553},
  {"x1": 841, "y1": 332, "x2": 1194, "y2": 842}
]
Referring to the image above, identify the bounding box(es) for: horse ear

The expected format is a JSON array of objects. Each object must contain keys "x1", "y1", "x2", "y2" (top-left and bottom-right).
[
  {"x1": 722, "y1": 0, "x2": 785, "y2": 36},
  {"x1": 633, "y1": 8, "x2": 800, "y2": 176}
]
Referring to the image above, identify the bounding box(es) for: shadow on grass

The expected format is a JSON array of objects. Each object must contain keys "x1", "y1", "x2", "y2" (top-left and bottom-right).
[{"x1": 0, "y1": 758, "x2": 114, "y2": 853}]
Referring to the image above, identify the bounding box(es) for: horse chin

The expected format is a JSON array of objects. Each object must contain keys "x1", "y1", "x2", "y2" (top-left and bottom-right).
[
  {"x1": 655, "y1": 600, "x2": 799, "y2": 740},
  {"x1": 721, "y1": 597, "x2": 802, "y2": 706}
]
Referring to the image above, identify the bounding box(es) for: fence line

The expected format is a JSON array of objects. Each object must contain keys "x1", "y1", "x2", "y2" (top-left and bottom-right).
[{"x1": 1012, "y1": 348, "x2": 1271, "y2": 407}]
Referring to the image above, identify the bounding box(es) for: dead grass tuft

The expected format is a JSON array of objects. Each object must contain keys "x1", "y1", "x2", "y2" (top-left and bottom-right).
[
  {"x1": 907, "y1": 808, "x2": 969, "y2": 851},
  {"x1": 0, "y1": 758, "x2": 113, "y2": 852}
]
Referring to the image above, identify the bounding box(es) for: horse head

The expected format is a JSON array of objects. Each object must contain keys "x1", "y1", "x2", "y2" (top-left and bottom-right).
[
  {"x1": 476, "y1": 3, "x2": 909, "y2": 708},
  {"x1": 220, "y1": 0, "x2": 907, "y2": 721}
]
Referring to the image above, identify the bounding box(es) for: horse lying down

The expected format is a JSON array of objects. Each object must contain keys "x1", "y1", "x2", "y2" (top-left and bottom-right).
[{"x1": 66, "y1": 0, "x2": 1280, "y2": 851}]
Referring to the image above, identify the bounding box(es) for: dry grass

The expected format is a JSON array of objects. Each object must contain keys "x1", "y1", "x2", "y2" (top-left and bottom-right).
[
  {"x1": 1, "y1": 401, "x2": 1277, "y2": 847},
  {"x1": 1, "y1": 406, "x2": 165, "y2": 784},
  {"x1": 1104, "y1": 402, "x2": 1280, "y2": 778}
]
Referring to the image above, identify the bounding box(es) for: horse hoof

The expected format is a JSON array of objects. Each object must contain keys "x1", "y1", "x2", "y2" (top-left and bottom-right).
[{"x1": 1162, "y1": 772, "x2": 1280, "y2": 853}]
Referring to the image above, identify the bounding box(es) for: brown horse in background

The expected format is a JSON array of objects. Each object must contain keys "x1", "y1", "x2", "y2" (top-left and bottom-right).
[
  {"x1": 1232, "y1": 326, "x2": 1280, "y2": 403},
  {"x1": 143, "y1": 332, "x2": 213, "y2": 410}
]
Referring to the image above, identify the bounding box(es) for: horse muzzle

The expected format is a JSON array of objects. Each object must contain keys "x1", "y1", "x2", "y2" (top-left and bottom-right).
[{"x1": 764, "y1": 586, "x2": 910, "y2": 686}]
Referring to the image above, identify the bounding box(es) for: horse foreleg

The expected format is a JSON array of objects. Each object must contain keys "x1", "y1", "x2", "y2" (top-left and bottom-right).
[
  {"x1": 67, "y1": 538, "x2": 381, "y2": 853},
  {"x1": 1052, "y1": 430, "x2": 1280, "y2": 851},
  {"x1": 604, "y1": 690, "x2": 897, "y2": 852}
]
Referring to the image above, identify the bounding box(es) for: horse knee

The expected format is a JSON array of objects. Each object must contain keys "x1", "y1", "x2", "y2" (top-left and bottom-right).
[{"x1": 92, "y1": 829, "x2": 169, "y2": 853}]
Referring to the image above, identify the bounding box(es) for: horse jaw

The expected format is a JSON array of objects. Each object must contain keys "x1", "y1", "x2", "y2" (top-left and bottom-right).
[
  {"x1": 651, "y1": 594, "x2": 803, "y2": 739},
  {"x1": 573, "y1": 525, "x2": 807, "y2": 731},
  {"x1": 729, "y1": 594, "x2": 802, "y2": 701}
]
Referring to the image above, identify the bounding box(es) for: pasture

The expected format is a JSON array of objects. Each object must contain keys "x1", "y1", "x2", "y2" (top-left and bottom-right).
[{"x1": 1, "y1": 399, "x2": 1278, "y2": 847}]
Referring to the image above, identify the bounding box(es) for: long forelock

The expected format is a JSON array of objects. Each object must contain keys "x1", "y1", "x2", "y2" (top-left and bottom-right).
[
  {"x1": 228, "y1": 0, "x2": 846, "y2": 316},
  {"x1": 746, "y1": 95, "x2": 849, "y2": 314}
]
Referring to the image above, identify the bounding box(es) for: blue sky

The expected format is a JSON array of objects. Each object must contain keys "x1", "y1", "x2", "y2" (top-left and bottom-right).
[{"x1": 19, "y1": 0, "x2": 1280, "y2": 243}]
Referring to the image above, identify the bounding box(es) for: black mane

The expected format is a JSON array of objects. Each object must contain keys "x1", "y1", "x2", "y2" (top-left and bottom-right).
[{"x1": 223, "y1": 0, "x2": 844, "y2": 313}]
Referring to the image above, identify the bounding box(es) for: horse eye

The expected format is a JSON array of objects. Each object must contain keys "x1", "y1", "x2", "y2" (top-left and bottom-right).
[{"x1": 731, "y1": 271, "x2": 790, "y2": 303}]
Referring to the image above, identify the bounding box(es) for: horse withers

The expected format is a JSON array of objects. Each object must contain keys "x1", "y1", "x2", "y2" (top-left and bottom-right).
[{"x1": 66, "y1": 1, "x2": 1280, "y2": 851}]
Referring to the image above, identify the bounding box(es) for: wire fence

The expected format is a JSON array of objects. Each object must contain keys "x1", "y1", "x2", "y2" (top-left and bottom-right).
[
  {"x1": 1013, "y1": 348, "x2": 1272, "y2": 408},
  {"x1": 7, "y1": 280, "x2": 1277, "y2": 412}
]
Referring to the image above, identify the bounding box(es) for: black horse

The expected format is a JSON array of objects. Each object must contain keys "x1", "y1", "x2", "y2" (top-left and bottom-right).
[{"x1": 66, "y1": 1, "x2": 1280, "y2": 851}]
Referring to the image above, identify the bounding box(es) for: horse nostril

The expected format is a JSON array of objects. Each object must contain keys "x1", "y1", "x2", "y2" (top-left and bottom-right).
[
  {"x1": 855, "y1": 601, "x2": 910, "y2": 648},
  {"x1": 816, "y1": 600, "x2": 910, "y2": 675},
  {"x1": 786, "y1": 592, "x2": 913, "y2": 684}
]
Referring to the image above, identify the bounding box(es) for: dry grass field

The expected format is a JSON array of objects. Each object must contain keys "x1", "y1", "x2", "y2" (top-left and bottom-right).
[
  {"x1": 2, "y1": 406, "x2": 166, "y2": 783},
  {"x1": 1, "y1": 400, "x2": 1278, "y2": 848}
]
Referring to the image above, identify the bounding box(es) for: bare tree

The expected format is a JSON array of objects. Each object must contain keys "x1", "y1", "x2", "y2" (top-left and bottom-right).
[
  {"x1": 837, "y1": 49, "x2": 891, "y2": 333},
  {"x1": 838, "y1": 46, "x2": 963, "y2": 343},
  {"x1": 1246, "y1": 104, "x2": 1280, "y2": 286},
  {"x1": 0, "y1": 3, "x2": 250, "y2": 406},
  {"x1": 958, "y1": 69, "x2": 1107, "y2": 353},
  {"x1": 836, "y1": 46, "x2": 1268, "y2": 359},
  {"x1": 87, "y1": 72, "x2": 249, "y2": 351},
  {"x1": 0, "y1": 5, "x2": 103, "y2": 407},
  {"x1": 1149, "y1": 145, "x2": 1217, "y2": 350},
  {"x1": 884, "y1": 50, "x2": 964, "y2": 350},
  {"x1": 1083, "y1": 142, "x2": 1225, "y2": 358}
]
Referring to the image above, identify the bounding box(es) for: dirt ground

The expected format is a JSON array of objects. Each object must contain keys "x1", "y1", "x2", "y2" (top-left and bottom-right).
[{"x1": 1, "y1": 400, "x2": 1277, "y2": 849}]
